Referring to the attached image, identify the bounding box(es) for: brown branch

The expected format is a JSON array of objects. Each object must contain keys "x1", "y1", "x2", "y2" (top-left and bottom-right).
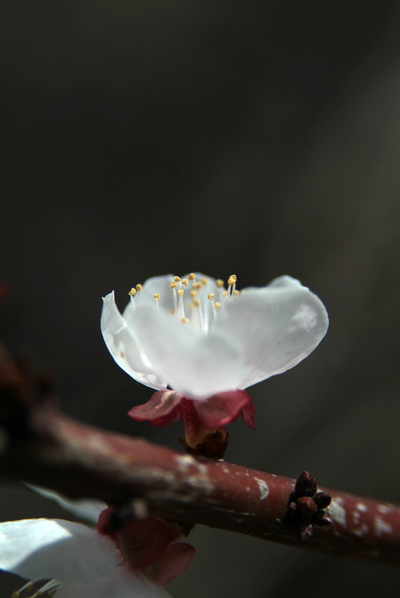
[{"x1": 1, "y1": 343, "x2": 400, "y2": 566}]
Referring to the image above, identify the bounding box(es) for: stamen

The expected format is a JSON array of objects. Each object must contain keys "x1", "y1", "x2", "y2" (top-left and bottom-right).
[
  {"x1": 169, "y1": 281, "x2": 177, "y2": 289},
  {"x1": 136, "y1": 284, "x2": 143, "y2": 292},
  {"x1": 201, "y1": 278, "x2": 207, "y2": 285},
  {"x1": 222, "y1": 291, "x2": 229, "y2": 298},
  {"x1": 169, "y1": 308, "x2": 175, "y2": 315},
  {"x1": 181, "y1": 279, "x2": 188, "y2": 287},
  {"x1": 228, "y1": 274, "x2": 237, "y2": 298},
  {"x1": 181, "y1": 317, "x2": 189, "y2": 324},
  {"x1": 208, "y1": 293, "x2": 216, "y2": 318},
  {"x1": 188, "y1": 273, "x2": 196, "y2": 281},
  {"x1": 195, "y1": 282, "x2": 203, "y2": 290},
  {"x1": 128, "y1": 288, "x2": 136, "y2": 296},
  {"x1": 233, "y1": 290, "x2": 240, "y2": 298},
  {"x1": 215, "y1": 302, "x2": 221, "y2": 310},
  {"x1": 177, "y1": 288, "x2": 185, "y2": 320},
  {"x1": 216, "y1": 279, "x2": 224, "y2": 288},
  {"x1": 13, "y1": 579, "x2": 37, "y2": 597},
  {"x1": 174, "y1": 276, "x2": 181, "y2": 282},
  {"x1": 33, "y1": 579, "x2": 62, "y2": 597},
  {"x1": 189, "y1": 290, "x2": 197, "y2": 298},
  {"x1": 153, "y1": 294, "x2": 160, "y2": 309}
]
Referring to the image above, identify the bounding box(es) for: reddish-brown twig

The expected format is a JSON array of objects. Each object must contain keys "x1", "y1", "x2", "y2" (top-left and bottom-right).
[{"x1": 1, "y1": 343, "x2": 400, "y2": 566}]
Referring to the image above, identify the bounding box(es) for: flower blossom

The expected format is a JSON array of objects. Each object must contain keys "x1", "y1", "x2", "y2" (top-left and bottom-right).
[
  {"x1": 0, "y1": 518, "x2": 170, "y2": 598},
  {"x1": 101, "y1": 273, "x2": 328, "y2": 442},
  {"x1": 1, "y1": 488, "x2": 195, "y2": 597}
]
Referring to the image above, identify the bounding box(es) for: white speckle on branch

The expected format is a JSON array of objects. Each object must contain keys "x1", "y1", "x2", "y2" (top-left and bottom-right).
[
  {"x1": 328, "y1": 498, "x2": 347, "y2": 528},
  {"x1": 375, "y1": 516, "x2": 393, "y2": 538},
  {"x1": 377, "y1": 504, "x2": 392, "y2": 515},
  {"x1": 254, "y1": 478, "x2": 269, "y2": 501},
  {"x1": 352, "y1": 523, "x2": 369, "y2": 537}
]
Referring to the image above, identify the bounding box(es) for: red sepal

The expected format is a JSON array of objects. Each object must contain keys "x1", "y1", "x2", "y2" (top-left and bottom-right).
[
  {"x1": 128, "y1": 390, "x2": 182, "y2": 427},
  {"x1": 240, "y1": 395, "x2": 256, "y2": 429},
  {"x1": 194, "y1": 390, "x2": 255, "y2": 428},
  {"x1": 97, "y1": 507, "x2": 171, "y2": 568},
  {"x1": 116, "y1": 517, "x2": 171, "y2": 568},
  {"x1": 128, "y1": 389, "x2": 256, "y2": 430}
]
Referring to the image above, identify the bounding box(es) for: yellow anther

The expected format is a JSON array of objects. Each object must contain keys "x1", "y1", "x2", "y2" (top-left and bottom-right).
[
  {"x1": 216, "y1": 279, "x2": 224, "y2": 288},
  {"x1": 233, "y1": 290, "x2": 240, "y2": 297},
  {"x1": 215, "y1": 302, "x2": 221, "y2": 310},
  {"x1": 190, "y1": 290, "x2": 197, "y2": 298},
  {"x1": 181, "y1": 279, "x2": 188, "y2": 286},
  {"x1": 154, "y1": 293, "x2": 160, "y2": 301},
  {"x1": 136, "y1": 284, "x2": 143, "y2": 292},
  {"x1": 169, "y1": 308, "x2": 175, "y2": 315},
  {"x1": 222, "y1": 291, "x2": 229, "y2": 297},
  {"x1": 169, "y1": 281, "x2": 177, "y2": 289},
  {"x1": 189, "y1": 299, "x2": 201, "y2": 309},
  {"x1": 228, "y1": 274, "x2": 237, "y2": 286},
  {"x1": 189, "y1": 273, "x2": 196, "y2": 281},
  {"x1": 208, "y1": 293, "x2": 214, "y2": 300},
  {"x1": 178, "y1": 289, "x2": 184, "y2": 297},
  {"x1": 128, "y1": 288, "x2": 137, "y2": 296},
  {"x1": 195, "y1": 282, "x2": 203, "y2": 290},
  {"x1": 201, "y1": 278, "x2": 207, "y2": 285},
  {"x1": 174, "y1": 276, "x2": 181, "y2": 282},
  {"x1": 181, "y1": 317, "x2": 189, "y2": 324}
]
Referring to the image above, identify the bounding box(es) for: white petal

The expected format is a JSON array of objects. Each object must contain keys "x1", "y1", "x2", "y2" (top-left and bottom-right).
[
  {"x1": 26, "y1": 484, "x2": 106, "y2": 524},
  {"x1": 56, "y1": 568, "x2": 170, "y2": 598},
  {"x1": 101, "y1": 292, "x2": 167, "y2": 391},
  {"x1": 0, "y1": 519, "x2": 119, "y2": 583},
  {"x1": 213, "y1": 276, "x2": 329, "y2": 389},
  {"x1": 128, "y1": 302, "x2": 244, "y2": 399}
]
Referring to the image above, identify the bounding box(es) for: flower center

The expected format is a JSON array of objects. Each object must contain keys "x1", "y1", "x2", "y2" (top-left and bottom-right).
[{"x1": 129, "y1": 273, "x2": 240, "y2": 334}]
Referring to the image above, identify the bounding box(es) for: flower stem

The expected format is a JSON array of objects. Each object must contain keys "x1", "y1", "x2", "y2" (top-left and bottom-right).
[{"x1": 179, "y1": 398, "x2": 229, "y2": 459}]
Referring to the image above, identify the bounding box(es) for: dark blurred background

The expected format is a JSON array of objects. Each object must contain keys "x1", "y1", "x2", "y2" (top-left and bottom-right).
[{"x1": 1, "y1": 0, "x2": 400, "y2": 596}]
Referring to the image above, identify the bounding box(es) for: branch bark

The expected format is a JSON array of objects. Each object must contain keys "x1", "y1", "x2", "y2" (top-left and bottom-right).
[{"x1": 1, "y1": 343, "x2": 400, "y2": 566}]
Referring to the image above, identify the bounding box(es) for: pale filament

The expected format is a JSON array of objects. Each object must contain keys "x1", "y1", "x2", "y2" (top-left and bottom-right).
[
  {"x1": 177, "y1": 288, "x2": 186, "y2": 321},
  {"x1": 208, "y1": 293, "x2": 217, "y2": 318}
]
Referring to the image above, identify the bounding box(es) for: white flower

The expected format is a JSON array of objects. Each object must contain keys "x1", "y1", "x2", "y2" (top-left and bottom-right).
[
  {"x1": 0, "y1": 518, "x2": 170, "y2": 598},
  {"x1": 101, "y1": 273, "x2": 328, "y2": 400}
]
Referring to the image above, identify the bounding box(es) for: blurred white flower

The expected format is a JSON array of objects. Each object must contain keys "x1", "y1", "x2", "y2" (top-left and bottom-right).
[
  {"x1": 26, "y1": 483, "x2": 106, "y2": 524},
  {"x1": 101, "y1": 273, "x2": 329, "y2": 400},
  {"x1": 0, "y1": 518, "x2": 169, "y2": 598}
]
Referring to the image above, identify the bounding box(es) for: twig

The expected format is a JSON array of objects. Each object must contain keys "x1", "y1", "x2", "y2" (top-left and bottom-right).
[{"x1": 1, "y1": 343, "x2": 400, "y2": 566}]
